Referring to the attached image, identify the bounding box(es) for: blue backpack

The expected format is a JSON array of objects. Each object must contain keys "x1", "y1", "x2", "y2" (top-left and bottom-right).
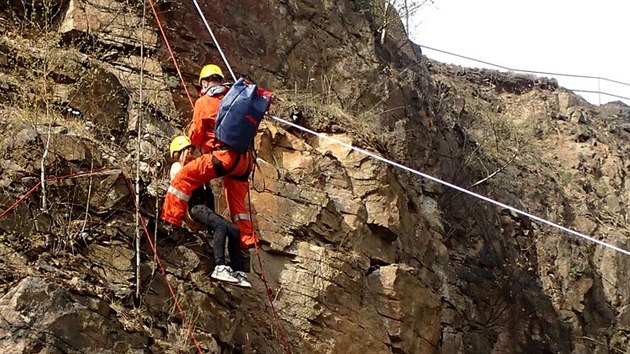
[{"x1": 215, "y1": 78, "x2": 273, "y2": 153}]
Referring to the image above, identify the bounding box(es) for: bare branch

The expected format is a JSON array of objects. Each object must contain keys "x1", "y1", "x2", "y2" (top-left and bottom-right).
[
  {"x1": 78, "y1": 158, "x2": 95, "y2": 246},
  {"x1": 134, "y1": 0, "x2": 148, "y2": 303},
  {"x1": 469, "y1": 152, "x2": 519, "y2": 188}
]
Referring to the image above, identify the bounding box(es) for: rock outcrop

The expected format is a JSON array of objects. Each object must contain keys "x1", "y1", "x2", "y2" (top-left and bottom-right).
[
  {"x1": 0, "y1": 0, "x2": 629, "y2": 353},
  {"x1": 0, "y1": 277, "x2": 147, "y2": 353}
]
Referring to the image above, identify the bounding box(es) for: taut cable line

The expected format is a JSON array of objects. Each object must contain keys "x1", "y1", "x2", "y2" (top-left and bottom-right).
[
  {"x1": 189, "y1": 0, "x2": 237, "y2": 82},
  {"x1": 268, "y1": 115, "x2": 630, "y2": 257},
  {"x1": 420, "y1": 44, "x2": 630, "y2": 87},
  {"x1": 420, "y1": 44, "x2": 630, "y2": 102}
]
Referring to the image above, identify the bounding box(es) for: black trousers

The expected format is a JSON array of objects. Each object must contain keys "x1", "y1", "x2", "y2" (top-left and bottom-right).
[{"x1": 189, "y1": 205, "x2": 242, "y2": 271}]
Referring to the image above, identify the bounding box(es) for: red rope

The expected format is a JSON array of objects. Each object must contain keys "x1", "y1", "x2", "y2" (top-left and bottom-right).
[
  {"x1": 120, "y1": 174, "x2": 204, "y2": 354},
  {"x1": 0, "y1": 168, "x2": 204, "y2": 353},
  {"x1": 145, "y1": 0, "x2": 195, "y2": 110},
  {"x1": 253, "y1": 240, "x2": 292, "y2": 354},
  {"x1": 0, "y1": 182, "x2": 41, "y2": 219},
  {"x1": 0, "y1": 166, "x2": 112, "y2": 219}
]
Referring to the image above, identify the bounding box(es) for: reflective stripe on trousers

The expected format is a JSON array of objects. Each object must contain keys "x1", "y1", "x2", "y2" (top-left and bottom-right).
[
  {"x1": 167, "y1": 186, "x2": 191, "y2": 202},
  {"x1": 232, "y1": 213, "x2": 251, "y2": 222}
]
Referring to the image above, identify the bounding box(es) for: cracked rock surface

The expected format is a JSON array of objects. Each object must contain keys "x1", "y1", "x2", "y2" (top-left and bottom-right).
[{"x1": 0, "y1": 0, "x2": 629, "y2": 353}]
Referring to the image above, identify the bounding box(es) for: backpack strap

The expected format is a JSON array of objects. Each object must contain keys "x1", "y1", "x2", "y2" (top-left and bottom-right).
[
  {"x1": 202, "y1": 183, "x2": 215, "y2": 212},
  {"x1": 205, "y1": 84, "x2": 230, "y2": 97},
  {"x1": 211, "y1": 151, "x2": 242, "y2": 177},
  {"x1": 231, "y1": 151, "x2": 253, "y2": 182},
  {"x1": 231, "y1": 169, "x2": 251, "y2": 182}
]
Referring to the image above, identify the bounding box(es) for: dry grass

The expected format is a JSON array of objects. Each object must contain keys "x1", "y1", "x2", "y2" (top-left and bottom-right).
[{"x1": 271, "y1": 85, "x2": 395, "y2": 151}]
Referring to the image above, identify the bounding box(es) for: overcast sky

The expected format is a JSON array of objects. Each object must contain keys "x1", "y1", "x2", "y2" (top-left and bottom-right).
[{"x1": 409, "y1": 0, "x2": 630, "y2": 106}]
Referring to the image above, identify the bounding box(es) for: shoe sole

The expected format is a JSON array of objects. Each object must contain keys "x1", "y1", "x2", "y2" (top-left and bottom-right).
[{"x1": 211, "y1": 274, "x2": 239, "y2": 283}]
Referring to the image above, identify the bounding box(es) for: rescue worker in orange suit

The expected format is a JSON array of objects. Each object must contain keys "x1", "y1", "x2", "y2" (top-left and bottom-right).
[
  {"x1": 169, "y1": 136, "x2": 251, "y2": 287},
  {"x1": 162, "y1": 64, "x2": 257, "y2": 274}
]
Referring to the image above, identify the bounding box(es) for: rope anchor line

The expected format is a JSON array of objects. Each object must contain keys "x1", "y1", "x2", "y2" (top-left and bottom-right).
[
  {"x1": 267, "y1": 115, "x2": 630, "y2": 258},
  {"x1": 419, "y1": 43, "x2": 630, "y2": 102}
]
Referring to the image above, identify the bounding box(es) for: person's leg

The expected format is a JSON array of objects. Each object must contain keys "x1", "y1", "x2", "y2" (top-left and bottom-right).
[
  {"x1": 223, "y1": 176, "x2": 254, "y2": 288},
  {"x1": 229, "y1": 239, "x2": 250, "y2": 288},
  {"x1": 162, "y1": 154, "x2": 218, "y2": 226},
  {"x1": 223, "y1": 177, "x2": 257, "y2": 249},
  {"x1": 189, "y1": 204, "x2": 241, "y2": 284},
  {"x1": 239, "y1": 248, "x2": 251, "y2": 273},
  {"x1": 189, "y1": 205, "x2": 228, "y2": 265},
  {"x1": 226, "y1": 224, "x2": 243, "y2": 272}
]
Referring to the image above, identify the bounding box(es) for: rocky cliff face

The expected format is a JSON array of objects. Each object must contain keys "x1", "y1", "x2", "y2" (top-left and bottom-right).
[{"x1": 1, "y1": 0, "x2": 629, "y2": 353}]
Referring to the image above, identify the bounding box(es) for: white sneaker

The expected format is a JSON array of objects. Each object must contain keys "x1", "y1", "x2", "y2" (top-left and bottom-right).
[
  {"x1": 211, "y1": 265, "x2": 239, "y2": 283},
  {"x1": 232, "y1": 271, "x2": 252, "y2": 288}
]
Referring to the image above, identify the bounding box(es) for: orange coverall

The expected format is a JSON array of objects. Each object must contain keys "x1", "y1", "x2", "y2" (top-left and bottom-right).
[
  {"x1": 162, "y1": 86, "x2": 257, "y2": 248},
  {"x1": 188, "y1": 87, "x2": 224, "y2": 153}
]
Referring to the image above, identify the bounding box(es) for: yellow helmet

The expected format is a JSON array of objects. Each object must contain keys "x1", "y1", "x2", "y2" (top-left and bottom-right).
[
  {"x1": 169, "y1": 135, "x2": 192, "y2": 159},
  {"x1": 198, "y1": 64, "x2": 224, "y2": 84}
]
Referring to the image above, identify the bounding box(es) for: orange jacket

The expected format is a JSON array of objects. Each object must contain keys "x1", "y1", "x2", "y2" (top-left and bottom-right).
[
  {"x1": 188, "y1": 86, "x2": 228, "y2": 153},
  {"x1": 161, "y1": 149, "x2": 257, "y2": 248}
]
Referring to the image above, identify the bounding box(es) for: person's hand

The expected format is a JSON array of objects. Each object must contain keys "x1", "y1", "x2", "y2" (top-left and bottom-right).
[
  {"x1": 157, "y1": 220, "x2": 184, "y2": 240},
  {"x1": 179, "y1": 149, "x2": 188, "y2": 165}
]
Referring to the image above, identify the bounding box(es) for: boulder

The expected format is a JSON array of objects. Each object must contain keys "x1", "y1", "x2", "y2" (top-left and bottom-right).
[
  {"x1": 275, "y1": 242, "x2": 390, "y2": 353},
  {"x1": 87, "y1": 243, "x2": 134, "y2": 297},
  {"x1": 59, "y1": 0, "x2": 157, "y2": 50},
  {"x1": 368, "y1": 264, "x2": 441, "y2": 353},
  {"x1": 49, "y1": 133, "x2": 103, "y2": 167},
  {"x1": 68, "y1": 67, "x2": 128, "y2": 137},
  {"x1": 0, "y1": 277, "x2": 147, "y2": 352}
]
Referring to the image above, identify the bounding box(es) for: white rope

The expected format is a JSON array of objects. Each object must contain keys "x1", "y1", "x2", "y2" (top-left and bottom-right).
[
  {"x1": 189, "y1": 0, "x2": 237, "y2": 82},
  {"x1": 135, "y1": 0, "x2": 147, "y2": 302},
  {"x1": 268, "y1": 115, "x2": 630, "y2": 257}
]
